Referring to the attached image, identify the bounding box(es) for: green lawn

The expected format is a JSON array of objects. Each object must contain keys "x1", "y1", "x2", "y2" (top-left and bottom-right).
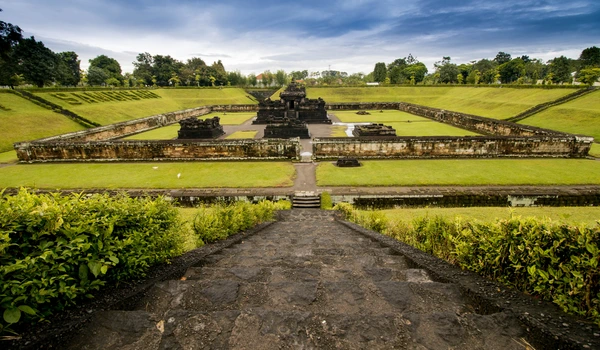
[
  {"x1": 36, "y1": 88, "x2": 255, "y2": 125},
  {"x1": 226, "y1": 131, "x2": 258, "y2": 139},
  {"x1": 0, "y1": 150, "x2": 17, "y2": 163},
  {"x1": 317, "y1": 159, "x2": 600, "y2": 186},
  {"x1": 308, "y1": 87, "x2": 575, "y2": 119},
  {"x1": 590, "y1": 143, "x2": 600, "y2": 157},
  {"x1": 0, "y1": 162, "x2": 295, "y2": 189},
  {"x1": 123, "y1": 112, "x2": 255, "y2": 140},
  {"x1": 0, "y1": 93, "x2": 86, "y2": 152},
  {"x1": 373, "y1": 207, "x2": 600, "y2": 227},
  {"x1": 332, "y1": 110, "x2": 479, "y2": 136},
  {"x1": 518, "y1": 90, "x2": 600, "y2": 140}
]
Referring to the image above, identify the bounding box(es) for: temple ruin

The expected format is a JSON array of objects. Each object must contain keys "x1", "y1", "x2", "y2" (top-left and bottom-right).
[
  {"x1": 177, "y1": 116, "x2": 225, "y2": 139},
  {"x1": 253, "y1": 82, "x2": 331, "y2": 124}
]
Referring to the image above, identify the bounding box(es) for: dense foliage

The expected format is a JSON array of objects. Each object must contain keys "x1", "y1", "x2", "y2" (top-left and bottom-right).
[
  {"x1": 336, "y1": 203, "x2": 600, "y2": 326},
  {"x1": 0, "y1": 190, "x2": 187, "y2": 333},
  {"x1": 192, "y1": 200, "x2": 290, "y2": 244}
]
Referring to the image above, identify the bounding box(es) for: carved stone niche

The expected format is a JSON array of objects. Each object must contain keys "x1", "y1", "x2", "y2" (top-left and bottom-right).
[{"x1": 177, "y1": 116, "x2": 225, "y2": 139}]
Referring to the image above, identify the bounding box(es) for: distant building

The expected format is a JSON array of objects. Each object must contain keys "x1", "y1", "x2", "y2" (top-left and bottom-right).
[{"x1": 366, "y1": 82, "x2": 380, "y2": 86}]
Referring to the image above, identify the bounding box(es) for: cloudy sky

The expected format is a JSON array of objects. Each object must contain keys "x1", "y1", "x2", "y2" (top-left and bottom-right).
[{"x1": 2, "y1": 0, "x2": 599, "y2": 75}]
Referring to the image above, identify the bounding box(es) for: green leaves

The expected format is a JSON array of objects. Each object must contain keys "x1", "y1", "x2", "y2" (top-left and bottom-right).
[{"x1": 0, "y1": 189, "x2": 188, "y2": 334}]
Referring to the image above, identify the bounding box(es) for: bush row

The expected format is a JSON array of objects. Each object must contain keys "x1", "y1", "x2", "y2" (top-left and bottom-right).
[
  {"x1": 192, "y1": 200, "x2": 291, "y2": 244},
  {"x1": 0, "y1": 189, "x2": 187, "y2": 334},
  {"x1": 335, "y1": 203, "x2": 600, "y2": 326},
  {"x1": 0, "y1": 190, "x2": 290, "y2": 334}
]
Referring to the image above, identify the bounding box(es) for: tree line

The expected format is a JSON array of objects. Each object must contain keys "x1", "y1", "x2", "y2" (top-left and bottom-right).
[{"x1": 1, "y1": 11, "x2": 599, "y2": 88}]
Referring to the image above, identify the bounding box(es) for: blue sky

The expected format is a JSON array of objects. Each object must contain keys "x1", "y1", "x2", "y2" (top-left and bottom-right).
[{"x1": 2, "y1": 0, "x2": 599, "y2": 75}]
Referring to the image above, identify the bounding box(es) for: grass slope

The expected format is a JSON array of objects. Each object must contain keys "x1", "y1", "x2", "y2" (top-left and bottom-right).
[
  {"x1": 36, "y1": 88, "x2": 255, "y2": 125},
  {"x1": 374, "y1": 207, "x2": 600, "y2": 227},
  {"x1": 518, "y1": 90, "x2": 600, "y2": 140},
  {"x1": 0, "y1": 162, "x2": 295, "y2": 189},
  {"x1": 332, "y1": 110, "x2": 479, "y2": 136},
  {"x1": 226, "y1": 131, "x2": 258, "y2": 139},
  {"x1": 0, "y1": 93, "x2": 86, "y2": 152},
  {"x1": 317, "y1": 159, "x2": 600, "y2": 186},
  {"x1": 308, "y1": 87, "x2": 574, "y2": 119}
]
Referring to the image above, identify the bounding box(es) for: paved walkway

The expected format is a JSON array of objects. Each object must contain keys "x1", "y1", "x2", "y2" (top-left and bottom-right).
[{"x1": 66, "y1": 210, "x2": 529, "y2": 349}]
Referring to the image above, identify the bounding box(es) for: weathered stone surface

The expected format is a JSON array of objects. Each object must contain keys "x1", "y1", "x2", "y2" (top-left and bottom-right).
[
  {"x1": 15, "y1": 138, "x2": 301, "y2": 162},
  {"x1": 262, "y1": 117, "x2": 311, "y2": 139},
  {"x1": 313, "y1": 135, "x2": 592, "y2": 159},
  {"x1": 177, "y1": 116, "x2": 225, "y2": 139},
  {"x1": 254, "y1": 82, "x2": 331, "y2": 124},
  {"x1": 352, "y1": 123, "x2": 396, "y2": 137}
]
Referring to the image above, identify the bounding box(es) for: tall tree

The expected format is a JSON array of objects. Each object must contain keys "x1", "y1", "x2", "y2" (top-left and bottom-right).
[
  {"x1": 56, "y1": 51, "x2": 80, "y2": 86},
  {"x1": 547, "y1": 56, "x2": 573, "y2": 84},
  {"x1": 13, "y1": 36, "x2": 58, "y2": 87},
  {"x1": 132, "y1": 52, "x2": 154, "y2": 85},
  {"x1": 0, "y1": 10, "x2": 23, "y2": 88},
  {"x1": 211, "y1": 60, "x2": 227, "y2": 86},
  {"x1": 275, "y1": 69, "x2": 288, "y2": 86},
  {"x1": 579, "y1": 46, "x2": 600, "y2": 69},
  {"x1": 497, "y1": 58, "x2": 525, "y2": 84},
  {"x1": 290, "y1": 70, "x2": 308, "y2": 81},
  {"x1": 373, "y1": 62, "x2": 387, "y2": 83},
  {"x1": 151, "y1": 55, "x2": 183, "y2": 86},
  {"x1": 89, "y1": 54, "x2": 122, "y2": 83},
  {"x1": 247, "y1": 73, "x2": 257, "y2": 87},
  {"x1": 494, "y1": 52, "x2": 512, "y2": 65},
  {"x1": 86, "y1": 66, "x2": 108, "y2": 86},
  {"x1": 577, "y1": 68, "x2": 600, "y2": 85}
]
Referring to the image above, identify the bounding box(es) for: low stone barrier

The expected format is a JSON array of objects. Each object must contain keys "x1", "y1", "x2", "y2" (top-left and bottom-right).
[
  {"x1": 312, "y1": 135, "x2": 593, "y2": 159},
  {"x1": 15, "y1": 138, "x2": 300, "y2": 162}
]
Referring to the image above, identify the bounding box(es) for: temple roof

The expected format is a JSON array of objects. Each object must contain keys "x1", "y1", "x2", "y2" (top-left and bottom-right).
[{"x1": 279, "y1": 82, "x2": 307, "y2": 99}]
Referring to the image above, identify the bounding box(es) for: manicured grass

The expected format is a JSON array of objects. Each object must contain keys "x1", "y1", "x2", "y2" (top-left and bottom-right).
[
  {"x1": 0, "y1": 93, "x2": 86, "y2": 152},
  {"x1": 317, "y1": 159, "x2": 600, "y2": 186},
  {"x1": 123, "y1": 112, "x2": 255, "y2": 140},
  {"x1": 518, "y1": 90, "x2": 600, "y2": 140},
  {"x1": 590, "y1": 143, "x2": 600, "y2": 158},
  {"x1": 36, "y1": 88, "x2": 255, "y2": 125},
  {"x1": 373, "y1": 207, "x2": 600, "y2": 227},
  {"x1": 308, "y1": 87, "x2": 575, "y2": 119},
  {"x1": 226, "y1": 131, "x2": 258, "y2": 139},
  {"x1": 0, "y1": 150, "x2": 17, "y2": 163},
  {"x1": 0, "y1": 162, "x2": 295, "y2": 189},
  {"x1": 332, "y1": 110, "x2": 479, "y2": 136},
  {"x1": 330, "y1": 126, "x2": 348, "y2": 137}
]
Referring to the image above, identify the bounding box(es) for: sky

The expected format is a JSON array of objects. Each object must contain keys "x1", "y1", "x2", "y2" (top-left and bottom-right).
[{"x1": 2, "y1": 0, "x2": 599, "y2": 75}]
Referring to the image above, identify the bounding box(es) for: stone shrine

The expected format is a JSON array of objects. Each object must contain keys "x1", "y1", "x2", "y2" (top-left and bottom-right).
[
  {"x1": 263, "y1": 116, "x2": 311, "y2": 139},
  {"x1": 253, "y1": 82, "x2": 331, "y2": 124},
  {"x1": 352, "y1": 123, "x2": 396, "y2": 137},
  {"x1": 177, "y1": 116, "x2": 225, "y2": 139}
]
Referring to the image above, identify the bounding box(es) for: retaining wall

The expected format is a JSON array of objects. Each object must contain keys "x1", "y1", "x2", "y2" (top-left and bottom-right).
[
  {"x1": 15, "y1": 138, "x2": 300, "y2": 162},
  {"x1": 312, "y1": 135, "x2": 593, "y2": 159}
]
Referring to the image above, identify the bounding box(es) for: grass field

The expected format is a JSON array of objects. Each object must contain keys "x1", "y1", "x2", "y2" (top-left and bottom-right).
[
  {"x1": 332, "y1": 110, "x2": 479, "y2": 136},
  {"x1": 308, "y1": 87, "x2": 575, "y2": 119},
  {"x1": 370, "y1": 207, "x2": 600, "y2": 227},
  {"x1": 36, "y1": 88, "x2": 255, "y2": 125},
  {"x1": 0, "y1": 93, "x2": 86, "y2": 152},
  {"x1": 518, "y1": 90, "x2": 600, "y2": 140},
  {"x1": 0, "y1": 150, "x2": 17, "y2": 163},
  {"x1": 590, "y1": 143, "x2": 600, "y2": 157},
  {"x1": 317, "y1": 159, "x2": 600, "y2": 186},
  {"x1": 226, "y1": 131, "x2": 258, "y2": 139},
  {"x1": 123, "y1": 112, "x2": 255, "y2": 140},
  {"x1": 0, "y1": 162, "x2": 295, "y2": 189}
]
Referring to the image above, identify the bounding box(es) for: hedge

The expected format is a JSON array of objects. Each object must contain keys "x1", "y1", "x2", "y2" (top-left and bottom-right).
[{"x1": 335, "y1": 203, "x2": 600, "y2": 326}]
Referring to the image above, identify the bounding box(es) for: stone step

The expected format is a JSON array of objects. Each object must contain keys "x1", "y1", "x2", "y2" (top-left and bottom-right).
[{"x1": 67, "y1": 309, "x2": 526, "y2": 350}]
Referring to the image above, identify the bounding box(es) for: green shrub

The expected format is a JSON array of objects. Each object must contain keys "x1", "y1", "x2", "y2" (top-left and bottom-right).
[
  {"x1": 337, "y1": 204, "x2": 600, "y2": 326},
  {"x1": 320, "y1": 192, "x2": 333, "y2": 210},
  {"x1": 0, "y1": 189, "x2": 187, "y2": 334},
  {"x1": 192, "y1": 200, "x2": 290, "y2": 244}
]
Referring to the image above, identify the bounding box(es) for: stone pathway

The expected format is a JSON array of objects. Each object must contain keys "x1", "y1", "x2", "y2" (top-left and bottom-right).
[{"x1": 67, "y1": 210, "x2": 529, "y2": 349}]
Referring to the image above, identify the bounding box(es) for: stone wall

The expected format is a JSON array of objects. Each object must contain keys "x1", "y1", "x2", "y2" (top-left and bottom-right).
[
  {"x1": 397, "y1": 102, "x2": 564, "y2": 137},
  {"x1": 210, "y1": 104, "x2": 258, "y2": 112},
  {"x1": 326, "y1": 102, "x2": 401, "y2": 111},
  {"x1": 15, "y1": 139, "x2": 300, "y2": 162},
  {"x1": 312, "y1": 135, "x2": 592, "y2": 159},
  {"x1": 30, "y1": 106, "x2": 212, "y2": 143}
]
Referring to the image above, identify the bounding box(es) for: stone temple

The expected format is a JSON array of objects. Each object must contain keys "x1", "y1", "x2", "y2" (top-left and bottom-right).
[
  {"x1": 253, "y1": 82, "x2": 331, "y2": 124},
  {"x1": 177, "y1": 116, "x2": 225, "y2": 139}
]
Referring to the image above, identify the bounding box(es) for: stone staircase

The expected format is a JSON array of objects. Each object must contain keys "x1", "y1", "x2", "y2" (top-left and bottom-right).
[
  {"x1": 66, "y1": 209, "x2": 529, "y2": 349},
  {"x1": 292, "y1": 191, "x2": 321, "y2": 208}
]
